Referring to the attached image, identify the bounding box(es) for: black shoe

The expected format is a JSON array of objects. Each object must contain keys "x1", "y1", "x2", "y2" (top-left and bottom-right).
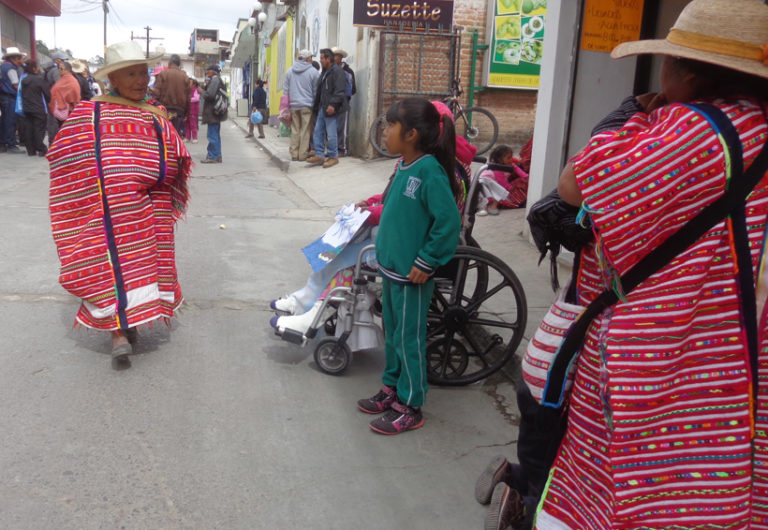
[
  {"x1": 7, "y1": 145, "x2": 22, "y2": 154},
  {"x1": 258, "y1": 135, "x2": 265, "y2": 139},
  {"x1": 476, "y1": 456, "x2": 517, "y2": 505},
  {"x1": 485, "y1": 484, "x2": 525, "y2": 530}
]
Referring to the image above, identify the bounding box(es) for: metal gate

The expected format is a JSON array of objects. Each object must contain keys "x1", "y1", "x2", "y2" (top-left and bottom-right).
[{"x1": 376, "y1": 24, "x2": 462, "y2": 116}]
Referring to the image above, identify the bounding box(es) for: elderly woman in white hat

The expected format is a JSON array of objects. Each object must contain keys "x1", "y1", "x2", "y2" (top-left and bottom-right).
[
  {"x1": 46, "y1": 41, "x2": 191, "y2": 370},
  {"x1": 1, "y1": 46, "x2": 26, "y2": 153},
  {"x1": 482, "y1": 0, "x2": 768, "y2": 528}
]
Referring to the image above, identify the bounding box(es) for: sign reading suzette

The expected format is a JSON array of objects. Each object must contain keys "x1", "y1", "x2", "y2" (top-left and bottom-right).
[{"x1": 353, "y1": 1, "x2": 455, "y2": 29}]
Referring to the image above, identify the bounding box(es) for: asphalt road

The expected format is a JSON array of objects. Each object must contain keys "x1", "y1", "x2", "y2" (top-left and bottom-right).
[{"x1": 0, "y1": 120, "x2": 554, "y2": 529}]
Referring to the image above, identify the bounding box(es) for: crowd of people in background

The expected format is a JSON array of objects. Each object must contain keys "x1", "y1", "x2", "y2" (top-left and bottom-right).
[{"x1": 0, "y1": 46, "x2": 215, "y2": 161}]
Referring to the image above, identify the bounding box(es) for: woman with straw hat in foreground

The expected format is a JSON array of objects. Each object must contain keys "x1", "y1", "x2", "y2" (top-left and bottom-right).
[
  {"x1": 485, "y1": 0, "x2": 768, "y2": 528},
  {"x1": 47, "y1": 41, "x2": 191, "y2": 370}
]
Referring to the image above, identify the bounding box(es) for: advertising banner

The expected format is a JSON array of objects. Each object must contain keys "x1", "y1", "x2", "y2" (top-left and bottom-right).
[
  {"x1": 485, "y1": 0, "x2": 547, "y2": 89},
  {"x1": 353, "y1": 0, "x2": 454, "y2": 30}
]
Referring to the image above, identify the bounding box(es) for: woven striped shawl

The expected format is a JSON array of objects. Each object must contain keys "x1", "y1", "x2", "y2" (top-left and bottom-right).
[
  {"x1": 47, "y1": 99, "x2": 191, "y2": 330},
  {"x1": 538, "y1": 99, "x2": 768, "y2": 529}
]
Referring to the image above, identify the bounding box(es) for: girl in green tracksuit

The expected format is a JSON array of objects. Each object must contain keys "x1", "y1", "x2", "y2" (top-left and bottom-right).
[{"x1": 357, "y1": 97, "x2": 461, "y2": 435}]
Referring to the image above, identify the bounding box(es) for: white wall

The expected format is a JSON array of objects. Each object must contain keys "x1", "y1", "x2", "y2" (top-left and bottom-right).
[{"x1": 296, "y1": 0, "x2": 380, "y2": 157}]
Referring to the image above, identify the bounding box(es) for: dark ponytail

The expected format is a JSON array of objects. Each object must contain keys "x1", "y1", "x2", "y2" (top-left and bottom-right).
[{"x1": 385, "y1": 97, "x2": 459, "y2": 200}]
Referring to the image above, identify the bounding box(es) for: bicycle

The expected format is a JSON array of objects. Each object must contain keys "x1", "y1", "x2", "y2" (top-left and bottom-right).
[{"x1": 369, "y1": 79, "x2": 499, "y2": 158}]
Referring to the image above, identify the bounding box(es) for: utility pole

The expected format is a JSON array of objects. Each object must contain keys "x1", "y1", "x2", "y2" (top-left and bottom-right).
[
  {"x1": 131, "y1": 26, "x2": 164, "y2": 58},
  {"x1": 102, "y1": 0, "x2": 108, "y2": 59}
]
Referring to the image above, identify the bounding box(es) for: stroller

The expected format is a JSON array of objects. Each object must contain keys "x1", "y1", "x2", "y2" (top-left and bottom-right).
[{"x1": 275, "y1": 160, "x2": 528, "y2": 386}]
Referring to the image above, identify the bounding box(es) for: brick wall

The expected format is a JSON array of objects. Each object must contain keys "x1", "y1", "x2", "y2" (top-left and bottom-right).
[{"x1": 375, "y1": 0, "x2": 537, "y2": 154}]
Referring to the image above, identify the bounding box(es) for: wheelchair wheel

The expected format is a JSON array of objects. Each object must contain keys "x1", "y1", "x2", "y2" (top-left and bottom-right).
[
  {"x1": 314, "y1": 337, "x2": 351, "y2": 375},
  {"x1": 427, "y1": 246, "x2": 527, "y2": 386}
]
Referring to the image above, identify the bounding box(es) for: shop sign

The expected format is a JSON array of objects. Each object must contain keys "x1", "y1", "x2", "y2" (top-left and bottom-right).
[
  {"x1": 580, "y1": 0, "x2": 645, "y2": 53},
  {"x1": 485, "y1": 0, "x2": 547, "y2": 89},
  {"x1": 353, "y1": 1, "x2": 454, "y2": 30}
]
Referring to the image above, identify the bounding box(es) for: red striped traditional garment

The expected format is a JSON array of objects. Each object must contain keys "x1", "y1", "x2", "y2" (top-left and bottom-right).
[
  {"x1": 537, "y1": 98, "x2": 768, "y2": 529},
  {"x1": 47, "y1": 99, "x2": 190, "y2": 331}
]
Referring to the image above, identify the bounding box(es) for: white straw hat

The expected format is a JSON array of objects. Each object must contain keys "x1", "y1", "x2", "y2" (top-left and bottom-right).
[
  {"x1": 612, "y1": 0, "x2": 768, "y2": 80},
  {"x1": 2, "y1": 47, "x2": 26, "y2": 60},
  {"x1": 93, "y1": 41, "x2": 163, "y2": 80},
  {"x1": 331, "y1": 46, "x2": 348, "y2": 58}
]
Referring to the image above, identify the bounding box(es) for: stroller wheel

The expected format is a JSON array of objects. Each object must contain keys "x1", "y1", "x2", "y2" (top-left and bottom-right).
[{"x1": 314, "y1": 337, "x2": 351, "y2": 375}]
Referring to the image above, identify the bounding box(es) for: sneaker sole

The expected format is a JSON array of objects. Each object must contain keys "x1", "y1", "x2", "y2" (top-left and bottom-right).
[
  {"x1": 485, "y1": 483, "x2": 523, "y2": 530},
  {"x1": 369, "y1": 417, "x2": 424, "y2": 435},
  {"x1": 475, "y1": 455, "x2": 511, "y2": 505}
]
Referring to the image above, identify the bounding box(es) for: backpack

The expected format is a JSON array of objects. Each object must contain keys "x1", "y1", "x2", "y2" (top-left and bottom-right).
[{"x1": 212, "y1": 78, "x2": 228, "y2": 116}]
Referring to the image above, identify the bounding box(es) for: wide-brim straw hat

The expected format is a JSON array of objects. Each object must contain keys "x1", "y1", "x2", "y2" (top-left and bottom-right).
[
  {"x1": 331, "y1": 46, "x2": 348, "y2": 58},
  {"x1": 93, "y1": 41, "x2": 163, "y2": 80},
  {"x1": 2, "y1": 46, "x2": 26, "y2": 60},
  {"x1": 70, "y1": 59, "x2": 88, "y2": 74},
  {"x1": 612, "y1": 0, "x2": 768, "y2": 80}
]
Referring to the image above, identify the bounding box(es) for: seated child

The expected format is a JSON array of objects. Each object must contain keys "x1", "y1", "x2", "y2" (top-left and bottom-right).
[{"x1": 476, "y1": 144, "x2": 529, "y2": 216}]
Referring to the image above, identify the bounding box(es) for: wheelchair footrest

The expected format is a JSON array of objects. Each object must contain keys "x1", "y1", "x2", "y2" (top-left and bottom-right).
[{"x1": 281, "y1": 328, "x2": 305, "y2": 345}]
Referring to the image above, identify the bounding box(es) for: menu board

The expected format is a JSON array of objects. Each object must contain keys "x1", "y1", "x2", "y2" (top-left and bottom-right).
[
  {"x1": 580, "y1": 0, "x2": 645, "y2": 53},
  {"x1": 485, "y1": 0, "x2": 547, "y2": 89}
]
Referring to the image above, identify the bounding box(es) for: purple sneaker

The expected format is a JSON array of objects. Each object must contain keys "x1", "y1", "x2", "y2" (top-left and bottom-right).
[
  {"x1": 357, "y1": 385, "x2": 396, "y2": 414},
  {"x1": 369, "y1": 400, "x2": 424, "y2": 435}
]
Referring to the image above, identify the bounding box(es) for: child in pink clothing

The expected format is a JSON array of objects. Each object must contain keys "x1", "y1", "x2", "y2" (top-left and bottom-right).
[
  {"x1": 185, "y1": 80, "x2": 200, "y2": 142},
  {"x1": 477, "y1": 144, "x2": 529, "y2": 215}
]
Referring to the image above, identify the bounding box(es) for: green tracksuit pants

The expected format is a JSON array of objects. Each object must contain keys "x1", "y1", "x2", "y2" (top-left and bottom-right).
[{"x1": 380, "y1": 277, "x2": 435, "y2": 408}]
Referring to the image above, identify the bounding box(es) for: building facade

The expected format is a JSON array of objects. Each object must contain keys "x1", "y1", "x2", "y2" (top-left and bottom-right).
[{"x1": 1, "y1": 0, "x2": 61, "y2": 60}]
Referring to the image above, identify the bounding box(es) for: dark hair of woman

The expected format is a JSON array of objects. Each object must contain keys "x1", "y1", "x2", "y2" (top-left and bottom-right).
[
  {"x1": 23, "y1": 60, "x2": 37, "y2": 74},
  {"x1": 673, "y1": 57, "x2": 768, "y2": 99},
  {"x1": 385, "y1": 97, "x2": 458, "y2": 199}
]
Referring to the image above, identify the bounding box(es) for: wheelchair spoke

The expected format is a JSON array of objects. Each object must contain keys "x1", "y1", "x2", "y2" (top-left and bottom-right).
[
  {"x1": 438, "y1": 332, "x2": 457, "y2": 378},
  {"x1": 464, "y1": 278, "x2": 511, "y2": 313},
  {"x1": 466, "y1": 316, "x2": 520, "y2": 330},
  {"x1": 426, "y1": 321, "x2": 447, "y2": 339},
  {"x1": 461, "y1": 330, "x2": 492, "y2": 369}
]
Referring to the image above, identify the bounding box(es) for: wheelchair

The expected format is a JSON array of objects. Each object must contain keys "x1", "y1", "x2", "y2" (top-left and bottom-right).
[{"x1": 276, "y1": 160, "x2": 528, "y2": 386}]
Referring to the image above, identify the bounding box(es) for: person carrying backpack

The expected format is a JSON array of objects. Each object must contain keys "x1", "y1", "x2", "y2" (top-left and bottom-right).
[{"x1": 200, "y1": 64, "x2": 226, "y2": 164}]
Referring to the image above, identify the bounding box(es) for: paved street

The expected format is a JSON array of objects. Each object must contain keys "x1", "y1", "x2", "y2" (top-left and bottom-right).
[{"x1": 0, "y1": 118, "x2": 555, "y2": 529}]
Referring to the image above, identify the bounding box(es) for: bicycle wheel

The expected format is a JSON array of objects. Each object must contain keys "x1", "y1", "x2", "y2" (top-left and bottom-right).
[
  {"x1": 455, "y1": 107, "x2": 499, "y2": 156},
  {"x1": 368, "y1": 113, "x2": 398, "y2": 158}
]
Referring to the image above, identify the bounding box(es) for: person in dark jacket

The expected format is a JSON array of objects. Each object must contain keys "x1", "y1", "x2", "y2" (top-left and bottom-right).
[
  {"x1": 246, "y1": 79, "x2": 267, "y2": 138},
  {"x1": 200, "y1": 64, "x2": 227, "y2": 163},
  {"x1": 71, "y1": 60, "x2": 92, "y2": 101},
  {"x1": 306, "y1": 48, "x2": 347, "y2": 169},
  {"x1": 332, "y1": 47, "x2": 356, "y2": 156},
  {"x1": 19, "y1": 60, "x2": 50, "y2": 156},
  {"x1": 1, "y1": 46, "x2": 25, "y2": 153}
]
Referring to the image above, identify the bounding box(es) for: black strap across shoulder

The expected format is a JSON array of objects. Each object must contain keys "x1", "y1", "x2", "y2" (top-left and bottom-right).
[{"x1": 542, "y1": 103, "x2": 768, "y2": 408}]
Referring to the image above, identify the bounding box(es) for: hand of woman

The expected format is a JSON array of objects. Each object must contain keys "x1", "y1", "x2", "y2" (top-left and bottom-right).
[
  {"x1": 636, "y1": 92, "x2": 667, "y2": 113},
  {"x1": 355, "y1": 200, "x2": 369, "y2": 210}
]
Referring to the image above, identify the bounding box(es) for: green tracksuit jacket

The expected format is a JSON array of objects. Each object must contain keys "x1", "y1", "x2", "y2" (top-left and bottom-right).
[{"x1": 376, "y1": 154, "x2": 461, "y2": 282}]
